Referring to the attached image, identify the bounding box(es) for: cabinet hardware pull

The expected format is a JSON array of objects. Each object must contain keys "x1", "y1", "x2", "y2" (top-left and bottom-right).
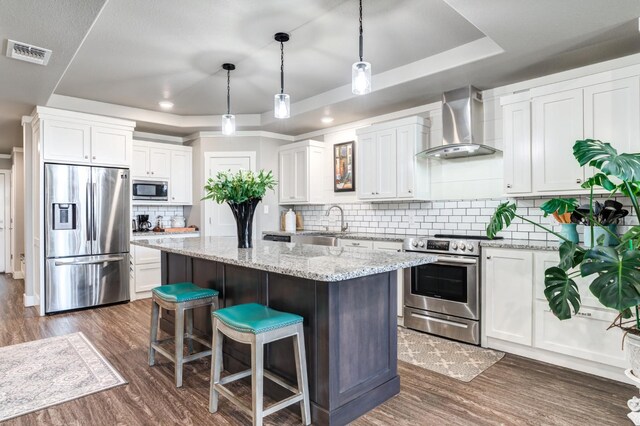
[
  {"x1": 506, "y1": 184, "x2": 512, "y2": 188},
  {"x1": 92, "y1": 156, "x2": 96, "y2": 160},
  {"x1": 84, "y1": 155, "x2": 89, "y2": 159},
  {"x1": 371, "y1": 192, "x2": 375, "y2": 195},
  {"x1": 151, "y1": 171, "x2": 155, "y2": 175},
  {"x1": 352, "y1": 243, "x2": 360, "y2": 246},
  {"x1": 172, "y1": 197, "x2": 175, "y2": 200},
  {"x1": 408, "y1": 189, "x2": 412, "y2": 193},
  {"x1": 576, "y1": 178, "x2": 582, "y2": 183},
  {"x1": 486, "y1": 256, "x2": 492, "y2": 259}
]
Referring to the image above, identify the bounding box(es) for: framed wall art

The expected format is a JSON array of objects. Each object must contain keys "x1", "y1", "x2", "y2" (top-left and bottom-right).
[{"x1": 333, "y1": 141, "x2": 355, "y2": 192}]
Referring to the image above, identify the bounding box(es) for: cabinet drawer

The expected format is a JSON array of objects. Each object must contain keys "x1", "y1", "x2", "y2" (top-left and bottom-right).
[
  {"x1": 133, "y1": 245, "x2": 161, "y2": 264},
  {"x1": 339, "y1": 239, "x2": 374, "y2": 249},
  {"x1": 534, "y1": 301, "x2": 625, "y2": 368},
  {"x1": 372, "y1": 241, "x2": 402, "y2": 251},
  {"x1": 134, "y1": 263, "x2": 162, "y2": 293}
]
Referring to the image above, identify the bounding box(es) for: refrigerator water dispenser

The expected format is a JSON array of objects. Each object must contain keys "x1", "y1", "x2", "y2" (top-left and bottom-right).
[{"x1": 52, "y1": 203, "x2": 76, "y2": 230}]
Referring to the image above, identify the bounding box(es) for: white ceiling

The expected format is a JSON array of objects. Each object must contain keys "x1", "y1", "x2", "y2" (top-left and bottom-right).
[{"x1": 0, "y1": 0, "x2": 639, "y2": 152}]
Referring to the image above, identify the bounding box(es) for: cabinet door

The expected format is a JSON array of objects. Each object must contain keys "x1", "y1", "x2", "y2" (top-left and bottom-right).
[
  {"x1": 484, "y1": 248, "x2": 533, "y2": 346},
  {"x1": 396, "y1": 125, "x2": 416, "y2": 198},
  {"x1": 279, "y1": 150, "x2": 295, "y2": 202},
  {"x1": 148, "y1": 148, "x2": 171, "y2": 179},
  {"x1": 503, "y1": 101, "x2": 532, "y2": 193},
  {"x1": 90, "y1": 127, "x2": 131, "y2": 167},
  {"x1": 584, "y1": 77, "x2": 640, "y2": 154},
  {"x1": 373, "y1": 241, "x2": 404, "y2": 317},
  {"x1": 134, "y1": 263, "x2": 162, "y2": 293},
  {"x1": 357, "y1": 132, "x2": 378, "y2": 199},
  {"x1": 133, "y1": 245, "x2": 161, "y2": 265},
  {"x1": 131, "y1": 146, "x2": 149, "y2": 178},
  {"x1": 375, "y1": 129, "x2": 397, "y2": 198},
  {"x1": 291, "y1": 148, "x2": 308, "y2": 202},
  {"x1": 42, "y1": 120, "x2": 91, "y2": 163},
  {"x1": 169, "y1": 150, "x2": 192, "y2": 204},
  {"x1": 532, "y1": 89, "x2": 584, "y2": 192}
]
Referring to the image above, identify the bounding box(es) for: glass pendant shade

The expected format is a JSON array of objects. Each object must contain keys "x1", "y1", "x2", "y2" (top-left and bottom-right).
[
  {"x1": 221, "y1": 114, "x2": 235, "y2": 135},
  {"x1": 352, "y1": 61, "x2": 371, "y2": 95},
  {"x1": 274, "y1": 93, "x2": 290, "y2": 119}
]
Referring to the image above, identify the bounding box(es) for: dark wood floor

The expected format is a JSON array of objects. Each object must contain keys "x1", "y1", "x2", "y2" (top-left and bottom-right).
[{"x1": 0, "y1": 273, "x2": 635, "y2": 425}]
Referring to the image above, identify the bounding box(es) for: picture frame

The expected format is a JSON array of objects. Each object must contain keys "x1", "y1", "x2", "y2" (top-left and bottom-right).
[{"x1": 333, "y1": 141, "x2": 355, "y2": 192}]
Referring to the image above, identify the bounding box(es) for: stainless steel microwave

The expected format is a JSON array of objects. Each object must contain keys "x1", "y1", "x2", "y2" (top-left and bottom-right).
[{"x1": 132, "y1": 180, "x2": 168, "y2": 201}]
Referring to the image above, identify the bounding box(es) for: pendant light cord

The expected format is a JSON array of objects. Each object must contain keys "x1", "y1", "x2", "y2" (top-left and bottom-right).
[
  {"x1": 280, "y1": 41, "x2": 285, "y2": 94},
  {"x1": 226, "y1": 69, "x2": 231, "y2": 115},
  {"x1": 358, "y1": 0, "x2": 363, "y2": 62}
]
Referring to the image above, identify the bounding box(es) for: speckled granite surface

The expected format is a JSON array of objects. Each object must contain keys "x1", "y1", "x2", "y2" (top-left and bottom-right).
[
  {"x1": 480, "y1": 239, "x2": 559, "y2": 251},
  {"x1": 262, "y1": 230, "x2": 407, "y2": 243},
  {"x1": 132, "y1": 236, "x2": 435, "y2": 282}
]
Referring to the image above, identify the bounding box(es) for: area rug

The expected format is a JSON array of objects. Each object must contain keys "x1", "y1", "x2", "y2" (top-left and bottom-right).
[
  {"x1": 0, "y1": 332, "x2": 127, "y2": 421},
  {"x1": 398, "y1": 327, "x2": 504, "y2": 382}
]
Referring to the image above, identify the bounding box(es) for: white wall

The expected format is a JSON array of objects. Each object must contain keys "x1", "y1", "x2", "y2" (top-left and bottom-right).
[{"x1": 0, "y1": 158, "x2": 10, "y2": 169}]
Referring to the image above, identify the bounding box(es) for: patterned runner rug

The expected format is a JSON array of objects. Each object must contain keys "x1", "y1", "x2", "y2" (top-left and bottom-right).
[
  {"x1": 398, "y1": 327, "x2": 504, "y2": 382},
  {"x1": 0, "y1": 332, "x2": 127, "y2": 421}
]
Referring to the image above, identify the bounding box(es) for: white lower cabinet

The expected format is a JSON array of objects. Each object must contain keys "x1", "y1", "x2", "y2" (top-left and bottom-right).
[
  {"x1": 483, "y1": 247, "x2": 627, "y2": 381},
  {"x1": 338, "y1": 239, "x2": 374, "y2": 249},
  {"x1": 130, "y1": 243, "x2": 162, "y2": 300}
]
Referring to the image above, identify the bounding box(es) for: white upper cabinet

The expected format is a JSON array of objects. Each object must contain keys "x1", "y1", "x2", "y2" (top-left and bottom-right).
[
  {"x1": 37, "y1": 108, "x2": 135, "y2": 168},
  {"x1": 278, "y1": 140, "x2": 323, "y2": 205},
  {"x1": 502, "y1": 96, "x2": 532, "y2": 194},
  {"x1": 42, "y1": 120, "x2": 91, "y2": 163},
  {"x1": 584, "y1": 77, "x2": 640, "y2": 154},
  {"x1": 532, "y1": 89, "x2": 585, "y2": 192},
  {"x1": 132, "y1": 140, "x2": 193, "y2": 205},
  {"x1": 356, "y1": 117, "x2": 429, "y2": 201},
  {"x1": 90, "y1": 126, "x2": 132, "y2": 167},
  {"x1": 170, "y1": 150, "x2": 193, "y2": 204}
]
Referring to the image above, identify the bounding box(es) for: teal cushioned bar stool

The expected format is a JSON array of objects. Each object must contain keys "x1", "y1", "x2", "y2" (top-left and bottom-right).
[
  {"x1": 209, "y1": 303, "x2": 310, "y2": 426},
  {"x1": 149, "y1": 282, "x2": 219, "y2": 387}
]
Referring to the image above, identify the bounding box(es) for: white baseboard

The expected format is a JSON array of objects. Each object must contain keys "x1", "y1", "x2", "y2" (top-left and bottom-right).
[
  {"x1": 23, "y1": 293, "x2": 36, "y2": 307},
  {"x1": 12, "y1": 271, "x2": 24, "y2": 279}
]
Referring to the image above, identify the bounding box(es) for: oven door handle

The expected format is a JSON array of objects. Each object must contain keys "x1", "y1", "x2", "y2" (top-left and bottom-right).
[{"x1": 435, "y1": 256, "x2": 478, "y2": 265}]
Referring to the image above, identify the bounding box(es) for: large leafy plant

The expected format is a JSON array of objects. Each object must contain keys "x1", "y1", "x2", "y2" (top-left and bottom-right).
[
  {"x1": 487, "y1": 139, "x2": 640, "y2": 330},
  {"x1": 203, "y1": 169, "x2": 276, "y2": 204}
]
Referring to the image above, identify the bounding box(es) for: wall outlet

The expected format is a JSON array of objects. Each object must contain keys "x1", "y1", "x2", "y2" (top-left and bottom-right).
[{"x1": 263, "y1": 205, "x2": 269, "y2": 214}]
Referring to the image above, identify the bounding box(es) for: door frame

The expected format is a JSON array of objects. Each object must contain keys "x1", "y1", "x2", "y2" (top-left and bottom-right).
[
  {"x1": 202, "y1": 151, "x2": 257, "y2": 237},
  {"x1": 0, "y1": 170, "x2": 12, "y2": 273}
]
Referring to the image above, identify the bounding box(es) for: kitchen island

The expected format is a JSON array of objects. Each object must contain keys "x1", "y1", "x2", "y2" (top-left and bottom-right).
[{"x1": 132, "y1": 236, "x2": 435, "y2": 425}]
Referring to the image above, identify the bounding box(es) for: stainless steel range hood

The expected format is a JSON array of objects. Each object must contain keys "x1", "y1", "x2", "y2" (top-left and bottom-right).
[{"x1": 417, "y1": 86, "x2": 499, "y2": 159}]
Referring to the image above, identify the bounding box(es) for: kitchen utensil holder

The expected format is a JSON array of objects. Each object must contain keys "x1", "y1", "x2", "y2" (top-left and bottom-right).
[{"x1": 559, "y1": 223, "x2": 579, "y2": 244}]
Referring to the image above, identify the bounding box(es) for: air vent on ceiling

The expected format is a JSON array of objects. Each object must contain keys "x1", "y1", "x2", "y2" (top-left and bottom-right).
[{"x1": 6, "y1": 39, "x2": 52, "y2": 65}]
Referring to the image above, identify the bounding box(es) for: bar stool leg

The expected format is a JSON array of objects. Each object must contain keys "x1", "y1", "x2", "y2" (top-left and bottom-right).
[
  {"x1": 293, "y1": 324, "x2": 311, "y2": 425},
  {"x1": 149, "y1": 299, "x2": 159, "y2": 366},
  {"x1": 186, "y1": 308, "x2": 194, "y2": 355},
  {"x1": 174, "y1": 306, "x2": 185, "y2": 387},
  {"x1": 209, "y1": 319, "x2": 223, "y2": 413},
  {"x1": 251, "y1": 335, "x2": 265, "y2": 426}
]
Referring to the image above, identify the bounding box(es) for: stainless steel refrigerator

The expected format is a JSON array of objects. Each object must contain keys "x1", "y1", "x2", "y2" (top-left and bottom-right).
[{"x1": 45, "y1": 164, "x2": 130, "y2": 313}]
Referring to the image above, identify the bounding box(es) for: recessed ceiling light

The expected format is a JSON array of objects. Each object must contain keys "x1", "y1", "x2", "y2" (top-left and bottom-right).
[
  {"x1": 159, "y1": 100, "x2": 174, "y2": 109},
  {"x1": 321, "y1": 116, "x2": 334, "y2": 124}
]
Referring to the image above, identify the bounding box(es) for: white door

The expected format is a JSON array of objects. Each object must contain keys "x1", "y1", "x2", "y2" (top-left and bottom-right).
[
  {"x1": 532, "y1": 89, "x2": 584, "y2": 192},
  {"x1": 503, "y1": 100, "x2": 532, "y2": 194},
  {"x1": 376, "y1": 129, "x2": 397, "y2": 199},
  {"x1": 396, "y1": 125, "x2": 416, "y2": 198},
  {"x1": 148, "y1": 148, "x2": 171, "y2": 179},
  {"x1": 0, "y1": 174, "x2": 5, "y2": 272},
  {"x1": 483, "y1": 248, "x2": 533, "y2": 346},
  {"x1": 42, "y1": 120, "x2": 91, "y2": 164},
  {"x1": 205, "y1": 153, "x2": 256, "y2": 237},
  {"x1": 90, "y1": 127, "x2": 132, "y2": 167},
  {"x1": 131, "y1": 146, "x2": 149, "y2": 178},
  {"x1": 357, "y1": 132, "x2": 378, "y2": 199},
  {"x1": 170, "y1": 150, "x2": 192, "y2": 204}
]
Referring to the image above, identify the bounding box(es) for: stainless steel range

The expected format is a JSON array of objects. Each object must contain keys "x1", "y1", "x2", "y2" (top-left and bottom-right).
[{"x1": 403, "y1": 234, "x2": 499, "y2": 345}]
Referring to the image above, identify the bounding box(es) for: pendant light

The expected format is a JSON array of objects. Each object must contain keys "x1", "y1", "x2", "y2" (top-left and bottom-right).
[
  {"x1": 352, "y1": 0, "x2": 371, "y2": 95},
  {"x1": 221, "y1": 63, "x2": 236, "y2": 135},
  {"x1": 274, "y1": 32, "x2": 290, "y2": 119}
]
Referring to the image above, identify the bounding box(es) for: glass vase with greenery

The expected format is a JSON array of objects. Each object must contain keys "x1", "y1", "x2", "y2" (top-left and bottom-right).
[
  {"x1": 487, "y1": 139, "x2": 640, "y2": 336},
  {"x1": 203, "y1": 169, "x2": 277, "y2": 248}
]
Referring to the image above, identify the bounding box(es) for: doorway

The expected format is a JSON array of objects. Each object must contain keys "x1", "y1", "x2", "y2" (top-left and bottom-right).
[
  {"x1": 0, "y1": 171, "x2": 11, "y2": 273},
  {"x1": 203, "y1": 152, "x2": 256, "y2": 237}
]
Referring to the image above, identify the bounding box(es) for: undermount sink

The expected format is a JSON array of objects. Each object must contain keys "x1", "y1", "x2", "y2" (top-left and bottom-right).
[{"x1": 290, "y1": 234, "x2": 340, "y2": 247}]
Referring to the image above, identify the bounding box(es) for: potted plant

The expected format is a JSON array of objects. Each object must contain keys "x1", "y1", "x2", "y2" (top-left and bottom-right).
[
  {"x1": 487, "y1": 139, "x2": 640, "y2": 375},
  {"x1": 203, "y1": 169, "x2": 277, "y2": 248}
]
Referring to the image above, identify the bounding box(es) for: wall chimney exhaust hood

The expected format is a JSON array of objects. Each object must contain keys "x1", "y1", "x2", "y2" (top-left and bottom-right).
[{"x1": 417, "y1": 86, "x2": 499, "y2": 159}]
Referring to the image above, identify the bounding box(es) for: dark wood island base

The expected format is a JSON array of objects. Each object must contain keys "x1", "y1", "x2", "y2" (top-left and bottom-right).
[{"x1": 160, "y1": 252, "x2": 399, "y2": 425}]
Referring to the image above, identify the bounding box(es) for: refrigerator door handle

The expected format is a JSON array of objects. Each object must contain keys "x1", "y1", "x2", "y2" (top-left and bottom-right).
[
  {"x1": 86, "y1": 182, "x2": 92, "y2": 242},
  {"x1": 54, "y1": 256, "x2": 125, "y2": 266},
  {"x1": 92, "y1": 183, "x2": 97, "y2": 242}
]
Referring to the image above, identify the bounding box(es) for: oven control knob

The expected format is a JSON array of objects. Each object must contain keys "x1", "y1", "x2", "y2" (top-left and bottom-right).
[
  {"x1": 459, "y1": 243, "x2": 466, "y2": 251},
  {"x1": 468, "y1": 245, "x2": 474, "y2": 252},
  {"x1": 412, "y1": 240, "x2": 418, "y2": 247},
  {"x1": 418, "y1": 240, "x2": 425, "y2": 248},
  {"x1": 451, "y1": 242, "x2": 458, "y2": 250}
]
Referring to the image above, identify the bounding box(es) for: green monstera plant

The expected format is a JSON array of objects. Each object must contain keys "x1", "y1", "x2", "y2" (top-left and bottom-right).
[{"x1": 487, "y1": 139, "x2": 640, "y2": 332}]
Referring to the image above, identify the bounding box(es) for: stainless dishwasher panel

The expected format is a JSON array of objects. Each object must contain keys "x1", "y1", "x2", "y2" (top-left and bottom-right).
[{"x1": 45, "y1": 255, "x2": 130, "y2": 313}]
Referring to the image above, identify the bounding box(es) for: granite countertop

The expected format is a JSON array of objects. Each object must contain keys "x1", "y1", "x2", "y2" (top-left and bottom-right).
[
  {"x1": 132, "y1": 236, "x2": 435, "y2": 282},
  {"x1": 262, "y1": 230, "x2": 407, "y2": 243},
  {"x1": 480, "y1": 239, "x2": 559, "y2": 251}
]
